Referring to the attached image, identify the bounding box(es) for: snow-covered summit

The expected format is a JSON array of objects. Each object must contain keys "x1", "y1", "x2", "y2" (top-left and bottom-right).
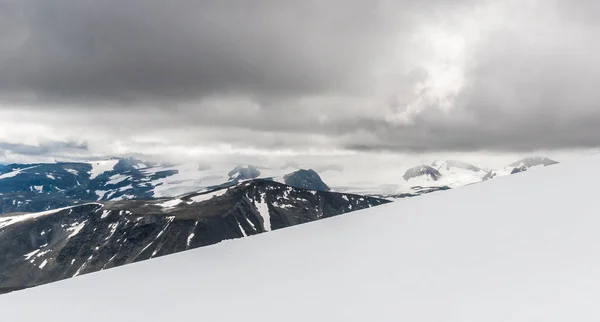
[
  {"x1": 392, "y1": 161, "x2": 490, "y2": 198},
  {"x1": 509, "y1": 156, "x2": 558, "y2": 168},
  {"x1": 387, "y1": 157, "x2": 559, "y2": 198},
  {"x1": 491, "y1": 156, "x2": 559, "y2": 176}
]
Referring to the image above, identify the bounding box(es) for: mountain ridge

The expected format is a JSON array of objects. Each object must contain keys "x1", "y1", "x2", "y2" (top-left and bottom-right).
[{"x1": 0, "y1": 179, "x2": 388, "y2": 292}]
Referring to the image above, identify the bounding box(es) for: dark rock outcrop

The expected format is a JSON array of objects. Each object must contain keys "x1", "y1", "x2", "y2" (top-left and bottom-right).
[
  {"x1": 403, "y1": 166, "x2": 442, "y2": 181},
  {"x1": 283, "y1": 169, "x2": 330, "y2": 191}
]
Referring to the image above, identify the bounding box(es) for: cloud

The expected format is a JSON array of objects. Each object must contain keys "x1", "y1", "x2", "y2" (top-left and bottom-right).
[
  {"x1": 0, "y1": 0, "x2": 599, "y2": 160},
  {"x1": 0, "y1": 141, "x2": 88, "y2": 156},
  {"x1": 0, "y1": 0, "x2": 416, "y2": 102}
]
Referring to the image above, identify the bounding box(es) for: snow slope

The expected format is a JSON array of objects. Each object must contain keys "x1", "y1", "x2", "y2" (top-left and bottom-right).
[
  {"x1": 431, "y1": 160, "x2": 491, "y2": 186},
  {"x1": 87, "y1": 160, "x2": 119, "y2": 179},
  {"x1": 2, "y1": 154, "x2": 600, "y2": 321}
]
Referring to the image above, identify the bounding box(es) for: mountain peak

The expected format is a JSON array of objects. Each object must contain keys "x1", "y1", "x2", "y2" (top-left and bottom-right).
[
  {"x1": 509, "y1": 156, "x2": 558, "y2": 168},
  {"x1": 403, "y1": 165, "x2": 442, "y2": 181},
  {"x1": 227, "y1": 165, "x2": 261, "y2": 181},
  {"x1": 283, "y1": 169, "x2": 330, "y2": 191}
]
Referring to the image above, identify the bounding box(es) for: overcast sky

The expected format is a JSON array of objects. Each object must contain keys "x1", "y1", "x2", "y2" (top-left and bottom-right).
[{"x1": 1, "y1": 0, "x2": 600, "y2": 166}]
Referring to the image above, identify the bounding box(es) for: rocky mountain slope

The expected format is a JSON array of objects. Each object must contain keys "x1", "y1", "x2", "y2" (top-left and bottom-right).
[{"x1": 0, "y1": 180, "x2": 388, "y2": 292}]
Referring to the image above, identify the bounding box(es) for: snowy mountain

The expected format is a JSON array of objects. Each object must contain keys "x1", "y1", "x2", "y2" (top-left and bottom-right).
[
  {"x1": 507, "y1": 156, "x2": 559, "y2": 174},
  {"x1": 0, "y1": 158, "x2": 161, "y2": 204},
  {"x1": 383, "y1": 157, "x2": 558, "y2": 199},
  {"x1": 0, "y1": 156, "x2": 561, "y2": 212},
  {"x1": 402, "y1": 165, "x2": 442, "y2": 181},
  {"x1": 0, "y1": 179, "x2": 387, "y2": 292},
  {"x1": 510, "y1": 156, "x2": 559, "y2": 168},
  {"x1": 401, "y1": 160, "x2": 489, "y2": 184},
  {"x1": 484, "y1": 156, "x2": 560, "y2": 178},
  {"x1": 374, "y1": 160, "x2": 491, "y2": 199},
  {"x1": 433, "y1": 160, "x2": 490, "y2": 179},
  {"x1": 0, "y1": 159, "x2": 334, "y2": 214},
  {"x1": 1, "y1": 154, "x2": 598, "y2": 321}
]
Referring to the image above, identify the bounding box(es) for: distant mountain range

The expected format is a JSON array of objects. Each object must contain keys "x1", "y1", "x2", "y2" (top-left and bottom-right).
[
  {"x1": 0, "y1": 156, "x2": 560, "y2": 213},
  {"x1": 0, "y1": 155, "x2": 560, "y2": 293},
  {"x1": 0, "y1": 159, "x2": 331, "y2": 214},
  {"x1": 374, "y1": 156, "x2": 559, "y2": 199}
]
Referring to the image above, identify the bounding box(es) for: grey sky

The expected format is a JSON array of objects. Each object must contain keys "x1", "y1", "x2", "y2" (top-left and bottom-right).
[{"x1": 1, "y1": 0, "x2": 600, "y2": 163}]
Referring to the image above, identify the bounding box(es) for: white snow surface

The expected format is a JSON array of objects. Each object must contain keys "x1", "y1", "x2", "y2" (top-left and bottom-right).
[
  {"x1": 142, "y1": 163, "x2": 225, "y2": 198},
  {"x1": 23, "y1": 249, "x2": 41, "y2": 260},
  {"x1": 87, "y1": 160, "x2": 119, "y2": 179},
  {"x1": 0, "y1": 165, "x2": 39, "y2": 179},
  {"x1": 100, "y1": 210, "x2": 110, "y2": 219},
  {"x1": 157, "y1": 199, "x2": 184, "y2": 209},
  {"x1": 495, "y1": 163, "x2": 550, "y2": 177},
  {"x1": 65, "y1": 221, "x2": 88, "y2": 239},
  {"x1": 94, "y1": 190, "x2": 108, "y2": 200},
  {"x1": 65, "y1": 169, "x2": 79, "y2": 175},
  {"x1": 2, "y1": 155, "x2": 600, "y2": 321},
  {"x1": 107, "y1": 174, "x2": 130, "y2": 185},
  {"x1": 0, "y1": 203, "x2": 102, "y2": 229},
  {"x1": 189, "y1": 189, "x2": 228, "y2": 203},
  {"x1": 255, "y1": 193, "x2": 271, "y2": 231},
  {"x1": 432, "y1": 160, "x2": 491, "y2": 186}
]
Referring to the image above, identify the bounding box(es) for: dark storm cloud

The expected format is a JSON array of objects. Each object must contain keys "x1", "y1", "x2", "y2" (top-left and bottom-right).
[
  {"x1": 1, "y1": 0, "x2": 600, "y2": 155},
  {"x1": 0, "y1": 0, "x2": 410, "y2": 102}
]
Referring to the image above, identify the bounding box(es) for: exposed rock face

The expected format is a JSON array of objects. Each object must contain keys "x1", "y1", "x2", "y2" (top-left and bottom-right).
[
  {"x1": 511, "y1": 166, "x2": 528, "y2": 174},
  {"x1": 403, "y1": 166, "x2": 442, "y2": 181},
  {"x1": 0, "y1": 180, "x2": 388, "y2": 292},
  {"x1": 283, "y1": 169, "x2": 330, "y2": 191}
]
